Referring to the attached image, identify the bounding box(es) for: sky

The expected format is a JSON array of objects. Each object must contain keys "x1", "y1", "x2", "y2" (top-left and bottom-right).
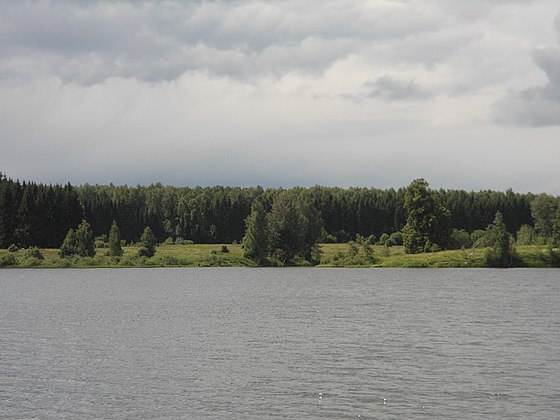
[{"x1": 1, "y1": 0, "x2": 559, "y2": 194}]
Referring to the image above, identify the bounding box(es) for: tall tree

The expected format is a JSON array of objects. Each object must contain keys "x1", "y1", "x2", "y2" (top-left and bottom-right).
[
  {"x1": 242, "y1": 200, "x2": 269, "y2": 265},
  {"x1": 75, "y1": 220, "x2": 95, "y2": 257},
  {"x1": 531, "y1": 193, "x2": 558, "y2": 237},
  {"x1": 59, "y1": 228, "x2": 78, "y2": 257},
  {"x1": 484, "y1": 211, "x2": 516, "y2": 267},
  {"x1": 402, "y1": 179, "x2": 451, "y2": 254},
  {"x1": 552, "y1": 210, "x2": 560, "y2": 247},
  {"x1": 108, "y1": 220, "x2": 123, "y2": 257},
  {"x1": 267, "y1": 193, "x2": 302, "y2": 264}
]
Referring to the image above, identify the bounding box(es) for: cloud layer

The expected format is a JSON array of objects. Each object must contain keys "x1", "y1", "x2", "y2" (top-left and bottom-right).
[{"x1": 1, "y1": 1, "x2": 559, "y2": 193}]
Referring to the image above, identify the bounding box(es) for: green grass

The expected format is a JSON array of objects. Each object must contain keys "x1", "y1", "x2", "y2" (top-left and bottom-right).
[{"x1": 0, "y1": 244, "x2": 557, "y2": 268}]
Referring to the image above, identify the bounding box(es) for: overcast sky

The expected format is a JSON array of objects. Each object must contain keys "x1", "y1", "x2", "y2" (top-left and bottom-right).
[{"x1": 1, "y1": 0, "x2": 559, "y2": 193}]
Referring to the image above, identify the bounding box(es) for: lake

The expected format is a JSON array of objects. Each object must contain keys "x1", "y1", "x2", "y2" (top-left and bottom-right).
[{"x1": 1, "y1": 268, "x2": 559, "y2": 419}]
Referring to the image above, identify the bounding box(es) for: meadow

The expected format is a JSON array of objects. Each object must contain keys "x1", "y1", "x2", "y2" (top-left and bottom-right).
[{"x1": 0, "y1": 244, "x2": 555, "y2": 268}]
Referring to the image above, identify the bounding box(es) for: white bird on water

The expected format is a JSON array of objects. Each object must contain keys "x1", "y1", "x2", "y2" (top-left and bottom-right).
[{"x1": 318, "y1": 392, "x2": 323, "y2": 399}]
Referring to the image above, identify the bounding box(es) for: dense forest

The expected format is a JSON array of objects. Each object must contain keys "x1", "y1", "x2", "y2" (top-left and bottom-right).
[{"x1": 1, "y1": 172, "x2": 552, "y2": 251}]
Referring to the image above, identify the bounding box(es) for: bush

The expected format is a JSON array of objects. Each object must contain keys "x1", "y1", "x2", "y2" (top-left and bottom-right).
[
  {"x1": 378, "y1": 233, "x2": 389, "y2": 245},
  {"x1": 221, "y1": 245, "x2": 229, "y2": 253},
  {"x1": 388, "y1": 231, "x2": 403, "y2": 246},
  {"x1": 0, "y1": 254, "x2": 17, "y2": 267},
  {"x1": 161, "y1": 237, "x2": 175, "y2": 246},
  {"x1": 449, "y1": 229, "x2": 473, "y2": 250},
  {"x1": 7, "y1": 244, "x2": 19, "y2": 252},
  {"x1": 138, "y1": 247, "x2": 154, "y2": 258},
  {"x1": 25, "y1": 247, "x2": 44, "y2": 260},
  {"x1": 94, "y1": 240, "x2": 107, "y2": 249}
]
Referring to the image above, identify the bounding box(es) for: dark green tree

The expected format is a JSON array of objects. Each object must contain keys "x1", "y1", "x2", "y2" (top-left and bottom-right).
[
  {"x1": 267, "y1": 193, "x2": 302, "y2": 264},
  {"x1": 138, "y1": 226, "x2": 157, "y2": 257},
  {"x1": 108, "y1": 220, "x2": 123, "y2": 257},
  {"x1": 402, "y1": 179, "x2": 451, "y2": 254},
  {"x1": 59, "y1": 228, "x2": 78, "y2": 257},
  {"x1": 294, "y1": 192, "x2": 323, "y2": 261},
  {"x1": 242, "y1": 200, "x2": 269, "y2": 265},
  {"x1": 484, "y1": 211, "x2": 516, "y2": 267},
  {"x1": 530, "y1": 193, "x2": 558, "y2": 237},
  {"x1": 552, "y1": 210, "x2": 560, "y2": 247},
  {"x1": 76, "y1": 220, "x2": 95, "y2": 257}
]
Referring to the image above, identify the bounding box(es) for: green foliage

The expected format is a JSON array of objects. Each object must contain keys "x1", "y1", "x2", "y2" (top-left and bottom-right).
[
  {"x1": 378, "y1": 233, "x2": 389, "y2": 245},
  {"x1": 267, "y1": 193, "x2": 303, "y2": 264},
  {"x1": 471, "y1": 229, "x2": 486, "y2": 247},
  {"x1": 174, "y1": 237, "x2": 193, "y2": 245},
  {"x1": 7, "y1": 244, "x2": 19, "y2": 252},
  {"x1": 0, "y1": 253, "x2": 17, "y2": 267},
  {"x1": 221, "y1": 245, "x2": 229, "y2": 253},
  {"x1": 402, "y1": 179, "x2": 451, "y2": 254},
  {"x1": 329, "y1": 240, "x2": 376, "y2": 266},
  {"x1": 552, "y1": 210, "x2": 560, "y2": 247},
  {"x1": 108, "y1": 220, "x2": 123, "y2": 257},
  {"x1": 59, "y1": 228, "x2": 78, "y2": 257},
  {"x1": 161, "y1": 237, "x2": 175, "y2": 246},
  {"x1": 516, "y1": 224, "x2": 535, "y2": 246},
  {"x1": 388, "y1": 231, "x2": 403, "y2": 246},
  {"x1": 138, "y1": 226, "x2": 157, "y2": 257},
  {"x1": 484, "y1": 212, "x2": 516, "y2": 267},
  {"x1": 76, "y1": 220, "x2": 96, "y2": 257},
  {"x1": 530, "y1": 194, "x2": 558, "y2": 237},
  {"x1": 242, "y1": 200, "x2": 269, "y2": 265},
  {"x1": 25, "y1": 246, "x2": 44, "y2": 260},
  {"x1": 449, "y1": 229, "x2": 473, "y2": 250}
]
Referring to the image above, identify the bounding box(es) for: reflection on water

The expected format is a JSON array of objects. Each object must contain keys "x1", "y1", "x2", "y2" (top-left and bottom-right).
[{"x1": 1, "y1": 268, "x2": 559, "y2": 419}]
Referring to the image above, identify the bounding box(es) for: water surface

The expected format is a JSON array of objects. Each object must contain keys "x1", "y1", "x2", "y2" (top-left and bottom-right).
[{"x1": 1, "y1": 268, "x2": 559, "y2": 419}]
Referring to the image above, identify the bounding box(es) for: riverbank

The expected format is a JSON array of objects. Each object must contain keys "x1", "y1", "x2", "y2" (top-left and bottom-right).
[{"x1": 1, "y1": 244, "x2": 558, "y2": 268}]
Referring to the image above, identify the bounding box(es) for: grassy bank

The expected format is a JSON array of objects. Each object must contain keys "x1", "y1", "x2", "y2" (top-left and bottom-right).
[{"x1": 1, "y1": 244, "x2": 558, "y2": 268}]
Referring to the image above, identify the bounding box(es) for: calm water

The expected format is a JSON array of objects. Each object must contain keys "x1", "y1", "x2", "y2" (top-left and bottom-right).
[{"x1": 1, "y1": 268, "x2": 559, "y2": 419}]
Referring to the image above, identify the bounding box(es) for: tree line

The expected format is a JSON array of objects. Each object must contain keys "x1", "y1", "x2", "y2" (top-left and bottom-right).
[{"x1": 1, "y1": 172, "x2": 557, "y2": 254}]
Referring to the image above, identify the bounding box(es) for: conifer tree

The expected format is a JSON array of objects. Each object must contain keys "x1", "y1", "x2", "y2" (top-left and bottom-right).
[
  {"x1": 76, "y1": 220, "x2": 95, "y2": 257},
  {"x1": 242, "y1": 200, "x2": 269, "y2": 265},
  {"x1": 108, "y1": 220, "x2": 123, "y2": 257},
  {"x1": 138, "y1": 226, "x2": 157, "y2": 257},
  {"x1": 59, "y1": 228, "x2": 78, "y2": 257},
  {"x1": 484, "y1": 211, "x2": 516, "y2": 267}
]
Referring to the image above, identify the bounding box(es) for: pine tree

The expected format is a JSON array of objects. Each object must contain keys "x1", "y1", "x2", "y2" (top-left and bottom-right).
[
  {"x1": 59, "y1": 228, "x2": 78, "y2": 257},
  {"x1": 138, "y1": 226, "x2": 157, "y2": 257},
  {"x1": 108, "y1": 220, "x2": 123, "y2": 257},
  {"x1": 75, "y1": 220, "x2": 95, "y2": 257},
  {"x1": 242, "y1": 200, "x2": 269, "y2": 265},
  {"x1": 484, "y1": 211, "x2": 516, "y2": 267}
]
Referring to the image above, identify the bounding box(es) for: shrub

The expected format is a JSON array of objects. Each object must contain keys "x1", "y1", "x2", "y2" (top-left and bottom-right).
[
  {"x1": 0, "y1": 254, "x2": 17, "y2": 267},
  {"x1": 138, "y1": 247, "x2": 153, "y2": 258},
  {"x1": 388, "y1": 231, "x2": 403, "y2": 246},
  {"x1": 221, "y1": 245, "x2": 229, "y2": 253},
  {"x1": 449, "y1": 229, "x2": 473, "y2": 250},
  {"x1": 25, "y1": 247, "x2": 44, "y2": 260},
  {"x1": 7, "y1": 244, "x2": 19, "y2": 252},
  {"x1": 161, "y1": 237, "x2": 175, "y2": 246}
]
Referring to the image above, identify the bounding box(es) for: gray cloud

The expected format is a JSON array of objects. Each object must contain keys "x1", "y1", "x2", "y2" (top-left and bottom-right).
[
  {"x1": 494, "y1": 13, "x2": 560, "y2": 126},
  {"x1": 364, "y1": 76, "x2": 430, "y2": 101},
  {"x1": 0, "y1": 0, "x2": 470, "y2": 83},
  {"x1": 1, "y1": 1, "x2": 560, "y2": 194}
]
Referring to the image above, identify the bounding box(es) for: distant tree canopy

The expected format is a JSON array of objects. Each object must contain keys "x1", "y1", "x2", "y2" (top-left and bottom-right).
[
  {"x1": 243, "y1": 191, "x2": 323, "y2": 265},
  {"x1": 0, "y1": 172, "x2": 549, "y2": 251}
]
